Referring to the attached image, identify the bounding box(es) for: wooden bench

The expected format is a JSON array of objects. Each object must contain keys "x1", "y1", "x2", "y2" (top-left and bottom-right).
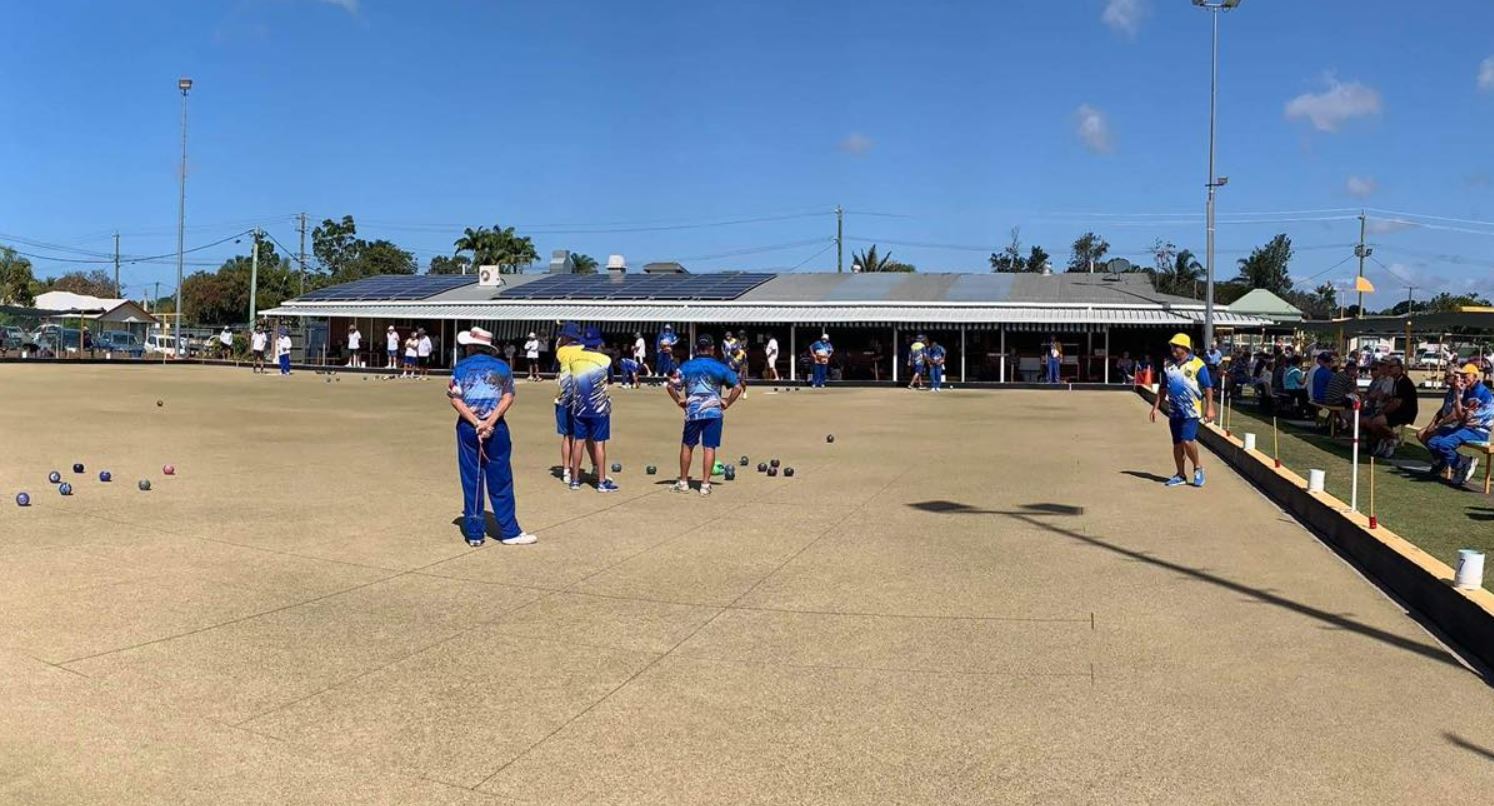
[{"x1": 1311, "y1": 402, "x2": 1347, "y2": 437}]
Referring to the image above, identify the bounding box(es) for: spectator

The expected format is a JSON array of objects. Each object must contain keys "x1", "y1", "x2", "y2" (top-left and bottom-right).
[
  {"x1": 347, "y1": 324, "x2": 362, "y2": 367},
  {"x1": 1425, "y1": 363, "x2": 1494, "y2": 485},
  {"x1": 385, "y1": 326, "x2": 399, "y2": 370},
  {"x1": 1308, "y1": 352, "x2": 1335, "y2": 404},
  {"x1": 1117, "y1": 351, "x2": 1136, "y2": 383},
  {"x1": 523, "y1": 332, "x2": 541, "y2": 381},
  {"x1": 1323, "y1": 357, "x2": 1357, "y2": 407},
  {"x1": 1281, "y1": 355, "x2": 1308, "y2": 415},
  {"x1": 1364, "y1": 357, "x2": 1418, "y2": 458},
  {"x1": 503, "y1": 339, "x2": 516, "y2": 367}
]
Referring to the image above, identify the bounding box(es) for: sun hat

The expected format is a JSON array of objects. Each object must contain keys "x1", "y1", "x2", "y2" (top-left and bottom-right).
[
  {"x1": 1168, "y1": 333, "x2": 1192, "y2": 350},
  {"x1": 582, "y1": 327, "x2": 604, "y2": 349},
  {"x1": 557, "y1": 322, "x2": 582, "y2": 342},
  {"x1": 456, "y1": 327, "x2": 494, "y2": 348},
  {"x1": 1461, "y1": 362, "x2": 1482, "y2": 376}
]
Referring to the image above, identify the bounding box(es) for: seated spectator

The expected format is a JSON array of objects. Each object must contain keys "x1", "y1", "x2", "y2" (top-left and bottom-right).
[
  {"x1": 1425, "y1": 363, "x2": 1494, "y2": 484},
  {"x1": 1364, "y1": 357, "x2": 1418, "y2": 458},
  {"x1": 1117, "y1": 352, "x2": 1136, "y2": 383},
  {"x1": 1360, "y1": 359, "x2": 1393, "y2": 416},
  {"x1": 1323, "y1": 358, "x2": 1356, "y2": 407},
  {"x1": 1281, "y1": 355, "x2": 1308, "y2": 414},
  {"x1": 1308, "y1": 352, "x2": 1334, "y2": 404}
]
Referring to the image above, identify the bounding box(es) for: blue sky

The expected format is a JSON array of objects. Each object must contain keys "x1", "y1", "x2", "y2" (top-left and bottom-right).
[{"x1": 3, "y1": 0, "x2": 1493, "y2": 308}]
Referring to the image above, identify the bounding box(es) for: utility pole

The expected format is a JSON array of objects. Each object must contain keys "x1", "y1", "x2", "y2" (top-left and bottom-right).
[
  {"x1": 113, "y1": 232, "x2": 121, "y2": 297},
  {"x1": 1354, "y1": 210, "x2": 1372, "y2": 318},
  {"x1": 249, "y1": 228, "x2": 261, "y2": 328},
  {"x1": 1193, "y1": 0, "x2": 1244, "y2": 352},
  {"x1": 835, "y1": 205, "x2": 844, "y2": 273},
  {"x1": 297, "y1": 212, "x2": 308, "y2": 295}
]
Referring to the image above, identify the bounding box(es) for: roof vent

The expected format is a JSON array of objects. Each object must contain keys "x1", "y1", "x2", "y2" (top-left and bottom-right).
[
  {"x1": 607, "y1": 254, "x2": 627, "y2": 278},
  {"x1": 549, "y1": 250, "x2": 576, "y2": 274},
  {"x1": 643, "y1": 261, "x2": 688, "y2": 274}
]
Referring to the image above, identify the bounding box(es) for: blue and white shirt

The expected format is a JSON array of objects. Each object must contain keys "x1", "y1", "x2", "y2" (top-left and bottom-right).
[
  {"x1": 674, "y1": 356, "x2": 741, "y2": 421},
  {"x1": 1463, "y1": 381, "x2": 1494, "y2": 437},
  {"x1": 810, "y1": 339, "x2": 833, "y2": 362},
  {"x1": 927, "y1": 344, "x2": 946, "y2": 365},
  {"x1": 656, "y1": 330, "x2": 678, "y2": 356},
  {"x1": 448, "y1": 354, "x2": 515, "y2": 419},
  {"x1": 1164, "y1": 353, "x2": 1212, "y2": 420},
  {"x1": 558, "y1": 344, "x2": 612, "y2": 418}
]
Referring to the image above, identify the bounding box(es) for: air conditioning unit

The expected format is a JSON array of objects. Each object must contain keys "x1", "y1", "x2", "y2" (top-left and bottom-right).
[{"x1": 477, "y1": 265, "x2": 502, "y2": 287}]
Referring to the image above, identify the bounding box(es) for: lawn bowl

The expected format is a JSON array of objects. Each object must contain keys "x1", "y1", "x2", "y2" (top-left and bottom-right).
[{"x1": 15, "y1": 492, "x2": 30, "y2": 507}]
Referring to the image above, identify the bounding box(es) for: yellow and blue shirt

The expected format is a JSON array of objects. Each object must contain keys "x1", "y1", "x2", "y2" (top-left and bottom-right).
[
  {"x1": 1164, "y1": 353, "x2": 1211, "y2": 420},
  {"x1": 558, "y1": 344, "x2": 612, "y2": 418}
]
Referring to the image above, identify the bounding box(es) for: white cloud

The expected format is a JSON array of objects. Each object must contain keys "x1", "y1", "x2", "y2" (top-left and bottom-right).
[
  {"x1": 1480, "y1": 56, "x2": 1494, "y2": 92},
  {"x1": 837, "y1": 133, "x2": 873, "y2": 156},
  {"x1": 1074, "y1": 104, "x2": 1112, "y2": 154},
  {"x1": 1366, "y1": 217, "x2": 1418, "y2": 235},
  {"x1": 1284, "y1": 74, "x2": 1382, "y2": 132},
  {"x1": 1345, "y1": 175, "x2": 1377, "y2": 198},
  {"x1": 1101, "y1": 0, "x2": 1147, "y2": 38},
  {"x1": 318, "y1": 0, "x2": 359, "y2": 14}
]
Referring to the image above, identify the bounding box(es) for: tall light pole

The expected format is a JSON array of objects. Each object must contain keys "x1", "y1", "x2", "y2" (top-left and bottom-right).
[
  {"x1": 175, "y1": 77, "x2": 193, "y2": 341},
  {"x1": 1194, "y1": 0, "x2": 1241, "y2": 351}
]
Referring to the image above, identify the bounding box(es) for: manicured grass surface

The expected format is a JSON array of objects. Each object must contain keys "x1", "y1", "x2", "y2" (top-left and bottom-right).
[{"x1": 1219, "y1": 396, "x2": 1493, "y2": 590}]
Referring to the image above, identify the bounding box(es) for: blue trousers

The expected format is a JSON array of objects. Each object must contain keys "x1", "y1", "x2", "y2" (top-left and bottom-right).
[
  {"x1": 1427, "y1": 426, "x2": 1488, "y2": 471},
  {"x1": 930, "y1": 365, "x2": 944, "y2": 390},
  {"x1": 1046, "y1": 357, "x2": 1060, "y2": 383},
  {"x1": 656, "y1": 353, "x2": 676, "y2": 378},
  {"x1": 278, "y1": 353, "x2": 291, "y2": 375},
  {"x1": 456, "y1": 419, "x2": 522, "y2": 541},
  {"x1": 812, "y1": 363, "x2": 828, "y2": 387}
]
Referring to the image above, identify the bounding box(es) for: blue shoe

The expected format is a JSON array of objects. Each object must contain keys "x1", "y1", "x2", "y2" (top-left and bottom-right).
[
  {"x1": 1193, "y1": 469, "x2": 1206, "y2": 487},
  {"x1": 597, "y1": 479, "x2": 620, "y2": 493},
  {"x1": 568, "y1": 480, "x2": 583, "y2": 491},
  {"x1": 1164, "y1": 475, "x2": 1187, "y2": 487}
]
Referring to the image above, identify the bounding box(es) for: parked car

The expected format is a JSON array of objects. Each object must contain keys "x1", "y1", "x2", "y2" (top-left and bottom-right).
[
  {"x1": 98, "y1": 331, "x2": 145, "y2": 357},
  {"x1": 1415, "y1": 350, "x2": 1446, "y2": 370},
  {"x1": 144, "y1": 333, "x2": 187, "y2": 356},
  {"x1": 1, "y1": 325, "x2": 25, "y2": 352}
]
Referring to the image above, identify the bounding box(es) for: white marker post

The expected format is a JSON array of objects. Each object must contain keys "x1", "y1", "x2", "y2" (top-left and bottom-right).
[{"x1": 1349, "y1": 399, "x2": 1362, "y2": 513}]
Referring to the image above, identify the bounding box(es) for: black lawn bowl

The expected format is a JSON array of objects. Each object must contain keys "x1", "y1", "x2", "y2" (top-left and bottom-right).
[
  {"x1": 757, "y1": 462, "x2": 768, "y2": 473},
  {"x1": 611, "y1": 462, "x2": 622, "y2": 473},
  {"x1": 784, "y1": 467, "x2": 795, "y2": 477},
  {"x1": 770, "y1": 459, "x2": 780, "y2": 469},
  {"x1": 646, "y1": 465, "x2": 658, "y2": 475},
  {"x1": 767, "y1": 467, "x2": 778, "y2": 477}
]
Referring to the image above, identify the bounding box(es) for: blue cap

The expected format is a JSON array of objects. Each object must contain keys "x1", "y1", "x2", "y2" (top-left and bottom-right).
[
  {"x1": 582, "y1": 326, "x2": 604, "y2": 348},
  {"x1": 558, "y1": 322, "x2": 582, "y2": 342}
]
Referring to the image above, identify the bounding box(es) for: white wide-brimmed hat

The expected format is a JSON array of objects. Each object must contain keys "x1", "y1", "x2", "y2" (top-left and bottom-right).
[{"x1": 457, "y1": 327, "x2": 494, "y2": 348}]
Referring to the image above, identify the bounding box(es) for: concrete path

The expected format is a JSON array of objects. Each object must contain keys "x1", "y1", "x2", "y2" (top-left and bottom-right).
[{"x1": 2, "y1": 365, "x2": 1492, "y2": 804}]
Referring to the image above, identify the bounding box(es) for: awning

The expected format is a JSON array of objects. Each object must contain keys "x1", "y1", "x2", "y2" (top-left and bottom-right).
[{"x1": 260, "y1": 301, "x2": 1274, "y2": 328}]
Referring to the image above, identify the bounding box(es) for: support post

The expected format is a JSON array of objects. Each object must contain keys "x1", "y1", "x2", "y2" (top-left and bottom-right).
[
  {"x1": 999, "y1": 325, "x2": 1006, "y2": 383},
  {"x1": 959, "y1": 325, "x2": 967, "y2": 383},
  {"x1": 789, "y1": 325, "x2": 796, "y2": 381},
  {"x1": 1104, "y1": 325, "x2": 1110, "y2": 384},
  {"x1": 892, "y1": 326, "x2": 898, "y2": 384}
]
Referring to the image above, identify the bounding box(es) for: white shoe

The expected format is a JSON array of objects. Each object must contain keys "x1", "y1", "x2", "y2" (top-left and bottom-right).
[
  {"x1": 562, "y1": 469, "x2": 572, "y2": 485},
  {"x1": 671, "y1": 480, "x2": 691, "y2": 493},
  {"x1": 500, "y1": 532, "x2": 537, "y2": 545},
  {"x1": 699, "y1": 482, "x2": 712, "y2": 497}
]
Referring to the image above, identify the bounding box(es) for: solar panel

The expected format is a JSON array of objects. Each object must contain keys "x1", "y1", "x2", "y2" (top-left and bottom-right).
[
  {"x1": 297, "y1": 275, "x2": 478, "y2": 302},
  {"x1": 499, "y1": 272, "x2": 774, "y2": 302}
]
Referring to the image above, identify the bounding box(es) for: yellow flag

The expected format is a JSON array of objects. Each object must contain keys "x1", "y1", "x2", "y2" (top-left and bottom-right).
[{"x1": 1354, "y1": 275, "x2": 1375, "y2": 293}]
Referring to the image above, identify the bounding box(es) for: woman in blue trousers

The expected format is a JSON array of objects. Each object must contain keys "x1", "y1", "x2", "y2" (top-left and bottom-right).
[{"x1": 449, "y1": 326, "x2": 536, "y2": 547}]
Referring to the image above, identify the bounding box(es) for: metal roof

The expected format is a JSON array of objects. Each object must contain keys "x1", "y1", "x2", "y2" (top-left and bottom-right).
[
  {"x1": 261, "y1": 299, "x2": 1272, "y2": 327},
  {"x1": 265, "y1": 271, "x2": 1274, "y2": 327}
]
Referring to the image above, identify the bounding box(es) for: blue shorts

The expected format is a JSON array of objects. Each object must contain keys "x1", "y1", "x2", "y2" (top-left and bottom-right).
[
  {"x1": 402, "y1": 355, "x2": 416, "y2": 367},
  {"x1": 1169, "y1": 417, "x2": 1200, "y2": 444},
  {"x1": 683, "y1": 418, "x2": 723, "y2": 449},
  {"x1": 554, "y1": 404, "x2": 573, "y2": 436},
  {"x1": 573, "y1": 413, "x2": 611, "y2": 442}
]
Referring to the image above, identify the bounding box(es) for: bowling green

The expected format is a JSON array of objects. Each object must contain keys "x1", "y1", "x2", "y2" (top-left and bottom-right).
[{"x1": 2, "y1": 363, "x2": 1492, "y2": 805}]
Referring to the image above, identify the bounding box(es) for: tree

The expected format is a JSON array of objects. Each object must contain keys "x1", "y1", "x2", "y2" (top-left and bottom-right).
[
  {"x1": 428, "y1": 254, "x2": 471, "y2": 275},
  {"x1": 36, "y1": 269, "x2": 118, "y2": 298},
  {"x1": 181, "y1": 239, "x2": 299, "y2": 326},
  {"x1": 570, "y1": 253, "x2": 599, "y2": 275},
  {"x1": 453, "y1": 223, "x2": 538, "y2": 274},
  {"x1": 1067, "y1": 232, "x2": 1110, "y2": 272},
  {"x1": 1151, "y1": 239, "x2": 1177, "y2": 275},
  {"x1": 358, "y1": 240, "x2": 417, "y2": 276},
  {"x1": 0, "y1": 246, "x2": 35, "y2": 305},
  {"x1": 312, "y1": 215, "x2": 360, "y2": 279},
  {"x1": 882, "y1": 260, "x2": 917, "y2": 273},
  {"x1": 990, "y1": 227, "x2": 1025, "y2": 272},
  {"x1": 1236, "y1": 233, "x2": 1294, "y2": 294},
  {"x1": 851, "y1": 245, "x2": 897, "y2": 272},
  {"x1": 1026, "y1": 245, "x2": 1051, "y2": 274},
  {"x1": 453, "y1": 226, "x2": 491, "y2": 267},
  {"x1": 1155, "y1": 248, "x2": 1202, "y2": 297}
]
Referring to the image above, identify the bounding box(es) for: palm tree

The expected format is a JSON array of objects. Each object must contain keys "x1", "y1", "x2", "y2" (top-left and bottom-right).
[
  {"x1": 453, "y1": 227, "x2": 491, "y2": 273},
  {"x1": 851, "y1": 245, "x2": 896, "y2": 272},
  {"x1": 570, "y1": 253, "x2": 599, "y2": 275},
  {"x1": 491, "y1": 225, "x2": 538, "y2": 274},
  {"x1": 1169, "y1": 249, "x2": 1203, "y2": 297}
]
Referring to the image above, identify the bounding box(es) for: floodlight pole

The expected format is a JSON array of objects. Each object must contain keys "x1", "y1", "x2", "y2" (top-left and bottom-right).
[
  {"x1": 1196, "y1": 0, "x2": 1240, "y2": 351},
  {"x1": 175, "y1": 77, "x2": 193, "y2": 341}
]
